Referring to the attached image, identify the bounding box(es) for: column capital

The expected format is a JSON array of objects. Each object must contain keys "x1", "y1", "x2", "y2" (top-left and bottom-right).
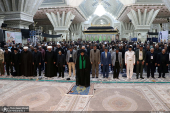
[{"x1": 0, "y1": 0, "x2": 43, "y2": 29}]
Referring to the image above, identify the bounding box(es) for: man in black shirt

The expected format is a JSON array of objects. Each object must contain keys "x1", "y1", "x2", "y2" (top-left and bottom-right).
[
  {"x1": 56, "y1": 51, "x2": 65, "y2": 78},
  {"x1": 4, "y1": 48, "x2": 13, "y2": 76},
  {"x1": 157, "y1": 49, "x2": 168, "y2": 78},
  {"x1": 119, "y1": 45, "x2": 125, "y2": 73},
  {"x1": 33, "y1": 48, "x2": 42, "y2": 77},
  {"x1": 111, "y1": 49, "x2": 122, "y2": 79},
  {"x1": 146, "y1": 48, "x2": 157, "y2": 78},
  {"x1": 11, "y1": 48, "x2": 21, "y2": 76}
]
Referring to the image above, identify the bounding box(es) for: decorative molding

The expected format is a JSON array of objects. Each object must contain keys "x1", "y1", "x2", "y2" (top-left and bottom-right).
[
  {"x1": 0, "y1": 0, "x2": 43, "y2": 29},
  {"x1": 162, "y1": 0, "x2": 170, "y2": 11},
  {"x1": 46, "y1": 11, "x2": 75, "y2": 29}
]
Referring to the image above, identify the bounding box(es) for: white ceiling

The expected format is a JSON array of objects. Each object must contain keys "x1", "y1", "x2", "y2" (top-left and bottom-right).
[
  {"x1": 78, "y1": 0, "x2": 124, "y2": 18},
  {"x1": 37, "y1": 0, "x2": 169, "y2": 26},
  {"x1": 40, "y1": 0, "x2": 124, "y2": 18}
]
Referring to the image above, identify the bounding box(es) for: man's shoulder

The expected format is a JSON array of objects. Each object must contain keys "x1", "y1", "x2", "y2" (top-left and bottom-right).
[
  {"x1": 125, "y1": 51, "x2": 129, "y2": 53},
  {"x1": 136, "y1": 49, "x2": 139, "y2": 52},
  {"x1": 90, "y1": 49, "x2": 94, "y2": 51},
  {"x1": 108, "y1": 52, "x2": 111, "y2": 55},
  {"x1": 146, "y1": 51, "x2": 151, "y2": 54}
]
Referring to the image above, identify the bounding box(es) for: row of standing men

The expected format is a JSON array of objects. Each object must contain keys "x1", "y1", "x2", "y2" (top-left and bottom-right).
[{"x1": 0, "y1": 43, "x2": 168, "y2": 80}]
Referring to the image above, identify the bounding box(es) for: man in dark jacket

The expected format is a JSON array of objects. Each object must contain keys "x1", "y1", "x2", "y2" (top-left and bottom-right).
[
  {"x1": 146, "y1": 48, "x2": 157, "y2": 78},
  {"x1": 33, "y1": 48, "x2": 42, "y2": 77},
  {"x1": 11, "y1": 48, "x2": 21, "y2": 76},
  {"x1": 157, "y1": 49, "x2": 168, "y2": 78},
  {"x1": 4, "y1": 48, "x2": 13, "y2": 76},
  {"x1": 135, "y1": 45, "x2": 146, "y2": 79},
  {"x1": 56, "y1": 51, "x2": 65, "y2": 78}
]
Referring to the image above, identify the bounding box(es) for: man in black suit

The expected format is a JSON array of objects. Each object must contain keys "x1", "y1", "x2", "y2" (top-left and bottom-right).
[
  {"x1": 157, "y1": 49, "x2": 168, "y2": 78},
  {"x1": 4, "y1": 48, "x2": 13, "y2": 76},
  {"x1": 56, "y1": 50, "x2": 65, "y2": 78},
  {"x1": 33, "y1": 48, "x2": 42, "y2": 77},
  {"x1": 11, "y1": 48, "x2": 21, "y2": 76},
  {"x1": 154, "y1": 44, "x2": 161, "y2": 54},
  {"x1": 146, "y1": 48, "x2": 157, "y2": 79}
]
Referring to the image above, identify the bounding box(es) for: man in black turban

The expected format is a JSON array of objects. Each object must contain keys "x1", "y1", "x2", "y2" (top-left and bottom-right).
[{"x1": 76, "y1": 49, "x2": 91, "y2": 87}]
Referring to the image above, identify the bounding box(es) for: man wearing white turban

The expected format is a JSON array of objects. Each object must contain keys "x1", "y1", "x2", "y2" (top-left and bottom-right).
[{"x1": 20, "y1": 46, "x2": 34, "y2": 77}]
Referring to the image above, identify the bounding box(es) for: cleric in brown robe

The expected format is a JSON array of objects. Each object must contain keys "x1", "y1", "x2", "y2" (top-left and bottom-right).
[
  {"x1": 20, "y1": 46, "x2": 34, "y2": 77},
  {"x1": 76, "y1": 49, "x2": 91, "y2": 87}
]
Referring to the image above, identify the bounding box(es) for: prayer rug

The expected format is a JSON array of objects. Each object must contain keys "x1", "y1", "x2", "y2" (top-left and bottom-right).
[{"x1": 67, "y1": 83, "x2": 94, "y2": 95}]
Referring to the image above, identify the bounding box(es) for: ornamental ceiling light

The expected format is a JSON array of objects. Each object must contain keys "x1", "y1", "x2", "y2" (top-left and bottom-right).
[{"x1": 94, "y1": 4, "x2": 106, "y2": 16}]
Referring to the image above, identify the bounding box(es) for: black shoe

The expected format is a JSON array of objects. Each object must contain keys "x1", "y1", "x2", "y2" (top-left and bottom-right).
[
  {"x1": 158, "y1": 77, "x2": 161, "y2": 78},
  {"x1": 140, "y1": 77, "x2": 144, "y2": 79},
  {"x1": 96, "y1": 77, "x2": 98, "y2": 78},
  {"x1": 136, "y1": 77, "x2": 139, "y2": 79},
  {"x1": 92, "y1": 77, "x2": 94, "y2": 78},
  {"x1": 163, "y1": 76, "x2": 166, "y2": 78}
]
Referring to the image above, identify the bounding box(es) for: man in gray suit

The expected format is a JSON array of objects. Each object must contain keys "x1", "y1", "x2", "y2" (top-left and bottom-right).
[
  {"x1": 135, "y1": 45, "x2": 146, "y2": 79},
  {"x1": 90, "y1": 45, "x2": 100, "y2": 78},
  {"x1": 66, "y1": 47, "x2": 77, "y2": 77},
  {"x1": 111, "y1": 48, "x2": 122, "y2": 79}
]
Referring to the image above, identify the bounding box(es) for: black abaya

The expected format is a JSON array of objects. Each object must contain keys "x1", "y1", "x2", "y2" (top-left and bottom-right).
[{"x1": 76, "y1": 54, "x2": 91, "y2": 87}]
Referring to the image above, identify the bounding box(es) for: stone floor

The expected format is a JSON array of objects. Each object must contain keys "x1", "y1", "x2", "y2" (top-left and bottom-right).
[
  {"x1": 0, "y1": 80, "x2": 170, "y2": 112},
  {"x1": 0, "y1": 72, "x2": 170, "y2": 83}
]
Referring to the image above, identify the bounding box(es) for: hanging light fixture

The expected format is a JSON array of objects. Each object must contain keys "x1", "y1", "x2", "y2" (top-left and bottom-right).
[{"x1": 94, "y1": 3, "x2": 106, "y2": 16}]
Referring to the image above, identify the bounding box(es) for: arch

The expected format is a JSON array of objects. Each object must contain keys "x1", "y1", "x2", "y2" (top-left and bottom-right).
[{"x1": 91, "y1": 15, "x2": 113, "y2": 26}]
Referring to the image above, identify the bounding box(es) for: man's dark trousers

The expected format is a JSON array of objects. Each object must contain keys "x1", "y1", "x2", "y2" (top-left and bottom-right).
[
  {"x1": 147, "y1": 63, "x2": 155, "y2": 78},
  {"x1": 113, "y1": 62, "x2": 120, "y2": 78},
  {"x1": 136, "y1": 60, "x2": 144, "y2": 78}
]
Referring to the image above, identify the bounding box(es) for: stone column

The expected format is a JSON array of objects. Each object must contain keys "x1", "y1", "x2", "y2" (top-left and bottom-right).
[
  {"x1": 121, "y1": 22, "x2": 134, "y2": 40},
  {"x1": 0, "y1": 16, "x2": 5, "y2": 27},
  {"x1": 127, "y1": 9, "x2": 160, "y2": 42},
  {"x1": 46, "y1": 11, "x2": 75, "y2": 41},
  {"x1": 69, "y1": 23, "x2": 82, "y2": 40},
  {"x1": 0, "y1": 0, "x2": 44, "y2": 29}
]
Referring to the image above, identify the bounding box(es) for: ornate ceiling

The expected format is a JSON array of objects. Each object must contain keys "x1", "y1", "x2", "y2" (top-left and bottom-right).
[
  {"x1": 78, "y1": 0, "x2": 124, "y2": 18},
  {"x1": 118, "y1": 5, "x2": 170, "y2": 24},
  {"x1": 34, "y1": 0, "x2": 170, "y2": 26},
  {"x1": 35, "y1": 0, "x2": 124, "y2": 26},
  {"x1": 34, "y1": 7, "x2": 86, "y2": 25}
]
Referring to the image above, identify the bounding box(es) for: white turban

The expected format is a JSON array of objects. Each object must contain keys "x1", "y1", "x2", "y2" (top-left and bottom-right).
[
  {"x1": 23, "y1": 46, "x2": 28, "y2": 49},
  {"x1": 47, "y1": 46, "x2": 52, "y2": 49}
]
